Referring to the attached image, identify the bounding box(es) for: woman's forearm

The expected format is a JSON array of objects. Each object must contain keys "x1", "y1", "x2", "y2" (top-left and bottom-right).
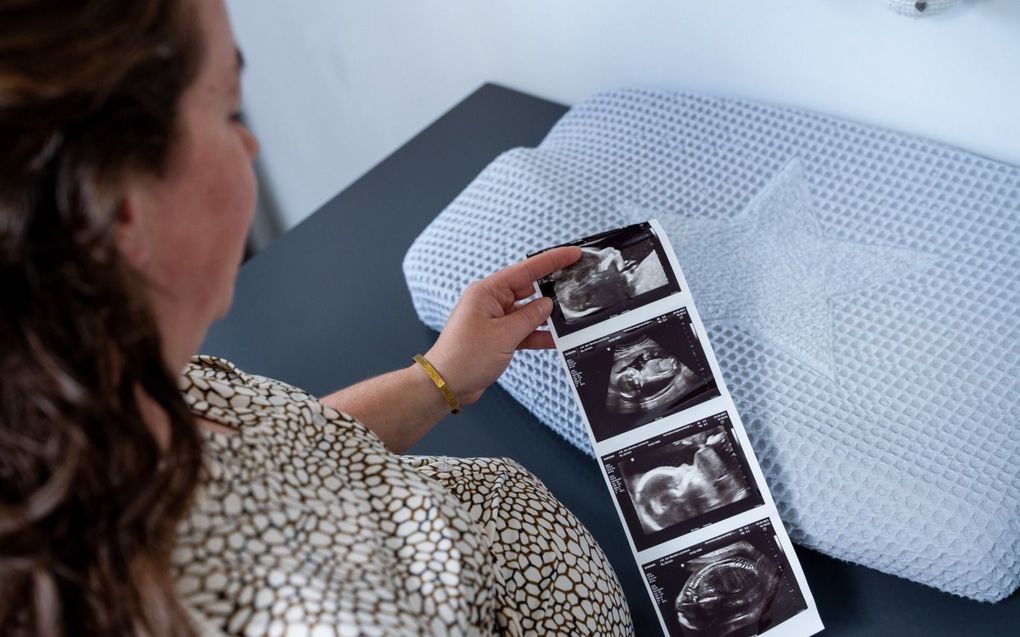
[{"x1": 319, "y1": 362, "x2": 452, "y2": 454}]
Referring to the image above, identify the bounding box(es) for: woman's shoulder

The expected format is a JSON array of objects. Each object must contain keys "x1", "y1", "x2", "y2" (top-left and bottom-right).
[
  {"x1": 180, "y1": 355, "x2": 377, "y2": 456},
  {"x1": 183, "y1": 354, "x2": 245, "y2": 381},
  {"x1": 181, "y1": 355, "x2": 349, "y2": 421},
  {"x1": 182, "y1": 355, "x2": 305, "y2": 399}
]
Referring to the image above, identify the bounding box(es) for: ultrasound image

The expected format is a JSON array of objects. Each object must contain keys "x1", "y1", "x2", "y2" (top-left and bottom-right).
[
  {"x1": 602, "y1": 412, "x2": 763, "y2": 550},
  {"x1": 535, "y1": 222, "x2": 681, "y2": 337},
  {"x1": 565, "y1": 308, "x2": 720, "y2": 442},
  {"x1": 605, "y1": 334, "x2": 702, "y2": 416},
  {"x1": 642, "y1": 519, "x2": 808, "y2": 637},
  {"x1": 629, "y1": 427, "x2": 748, "y2": 530},
  {"x1": 676, "y1": 541, "x2": 781, "y2": 635}
]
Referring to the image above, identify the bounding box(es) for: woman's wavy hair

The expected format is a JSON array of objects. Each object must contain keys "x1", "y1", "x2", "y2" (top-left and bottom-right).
[{"x1": 0, "y1": 1, "x2": 206, "y2": 635}]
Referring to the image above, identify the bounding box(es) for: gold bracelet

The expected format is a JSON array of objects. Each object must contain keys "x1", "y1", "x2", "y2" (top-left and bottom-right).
[{"x1": 412, "y1": 354, "x2": 460, "y2": 414}]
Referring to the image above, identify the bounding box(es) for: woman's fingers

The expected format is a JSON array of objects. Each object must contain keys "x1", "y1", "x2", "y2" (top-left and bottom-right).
[
  {"x1": 430, "y1": 248, "x2": 576, "y2": 400},
  {"x1": 517, "y1": 329, "x2": 555, "y2": 350},
  {"x1": 503, "y1": 296, "x2": 553, "y2": 343},
  {"x1": 489, "y1": 246, "x2": 582, "y2": 297},
  {"x1": 513, "y1": 283, "x2": 541, "y2": 302},
  {"x1": 493, "y1": 248, "x2": 580, "y2": 345}
]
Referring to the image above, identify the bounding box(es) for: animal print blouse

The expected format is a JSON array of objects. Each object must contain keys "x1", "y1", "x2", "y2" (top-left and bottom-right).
[{"x1": 172, "y1": 356, "x2": 634, "y2": 636}]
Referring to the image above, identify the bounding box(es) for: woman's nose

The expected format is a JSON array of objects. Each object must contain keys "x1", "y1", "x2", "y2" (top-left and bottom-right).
[{"x1": 242, "y1": 125, "x2": 260, "y2": 159}]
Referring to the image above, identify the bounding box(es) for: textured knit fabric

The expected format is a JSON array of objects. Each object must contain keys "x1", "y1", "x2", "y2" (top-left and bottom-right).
[
  {"x1": 172, "y1": 356, "x2": 634, "y2": 636},
  {"x1": 401, "y1": 89, "x2": 1020, "y2": 602}
]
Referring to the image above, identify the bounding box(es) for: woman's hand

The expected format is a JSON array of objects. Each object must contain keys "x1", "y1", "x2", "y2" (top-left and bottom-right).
[
  {"x1": 321, "y1": 246, "x2": 579, "y2": 452},
  {"x1": 425, "y1": 246, "x2": 581, "y2": 406}
]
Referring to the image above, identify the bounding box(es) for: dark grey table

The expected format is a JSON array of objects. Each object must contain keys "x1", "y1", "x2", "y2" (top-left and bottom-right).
[{"x1": 203, "y1": 83, "x2": 1019, "y2": 636}]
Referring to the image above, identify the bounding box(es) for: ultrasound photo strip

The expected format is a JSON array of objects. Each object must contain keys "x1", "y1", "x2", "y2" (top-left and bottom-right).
[{"x1": 534, "y1": 220, "x2": 823, "y2": 637}]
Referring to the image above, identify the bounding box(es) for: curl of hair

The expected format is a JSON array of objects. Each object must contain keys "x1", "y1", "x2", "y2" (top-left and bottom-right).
[{"x1": 0, "y1": 1, "x2": 205, "y2": 635}]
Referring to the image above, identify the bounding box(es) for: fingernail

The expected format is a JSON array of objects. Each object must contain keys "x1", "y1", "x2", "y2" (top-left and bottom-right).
[{"x1": 539, "y1": 296, "x2": 554, "y2": 315}]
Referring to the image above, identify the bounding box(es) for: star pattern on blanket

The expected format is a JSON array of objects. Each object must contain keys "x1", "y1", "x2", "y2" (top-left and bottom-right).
[{"x1": 654, "y1": 161, "x2": 936, "y2": 381}]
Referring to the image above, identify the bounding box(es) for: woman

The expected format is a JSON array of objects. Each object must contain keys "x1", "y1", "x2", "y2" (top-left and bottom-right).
[{"x1": 0, "y1": 0, "x2": 633, "y2": 635}]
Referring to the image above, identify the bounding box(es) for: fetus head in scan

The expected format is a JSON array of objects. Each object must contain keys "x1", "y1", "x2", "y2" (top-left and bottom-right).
[
  {"x1": 552, "y1": 246, "x2": 633, "y2": 320},
  {"x1": 675, "y1": 541, "x2": 781, "y2": 635},
  {"x1": 605, "y1": 334, "x2": 700, "y2": 415},
  {"x1": 633, "y1": 465, "x2": 699, "y2": 530},
  {"x1": 630, "y1": 429, "x2": 750, "y2": 532},
  {"x1": 550, "y1": 238, "x2": 671, "y2": 322}
]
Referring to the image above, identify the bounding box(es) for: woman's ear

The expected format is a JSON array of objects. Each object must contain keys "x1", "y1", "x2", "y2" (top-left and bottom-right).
[{"x1": 114, "y1": 187, "x2": 152, "y2": 269}]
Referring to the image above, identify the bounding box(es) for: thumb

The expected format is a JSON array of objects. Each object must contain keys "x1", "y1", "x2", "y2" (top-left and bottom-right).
[{"x1": 504, "y1": 296, "x2": 553, "y2": 344}]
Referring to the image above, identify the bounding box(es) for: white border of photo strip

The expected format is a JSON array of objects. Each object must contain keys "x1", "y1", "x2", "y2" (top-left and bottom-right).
[{"x1": 534, "y1": 220, "x2": 824, "y2": 637}]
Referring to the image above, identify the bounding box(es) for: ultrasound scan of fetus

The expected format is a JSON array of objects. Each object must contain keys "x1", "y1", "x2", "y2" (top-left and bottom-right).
[
  {"x1": 535, "y1": 222, "x2": 680, "y2": 337},
  {"x1": 627, "y1": 428, "x2": 751, "y2": 533},
  {"x1": 674, "y1": 541, "x2": 781, "y2": 637},
  {"x1": 605, "y1": 335, "x2": 702, "y2": 415},
  {"x1": 551, "y1": 243, "x2": 668, "y2": 322}
]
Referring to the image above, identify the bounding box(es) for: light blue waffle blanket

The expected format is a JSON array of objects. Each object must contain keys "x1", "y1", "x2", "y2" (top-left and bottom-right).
[{"x1": 402, "y1": 90, "x2": 1020, "y2": 602}]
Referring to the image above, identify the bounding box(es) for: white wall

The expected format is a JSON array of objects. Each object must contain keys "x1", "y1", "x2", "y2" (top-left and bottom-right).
[{"x1": 226, "y1": 0, "x2": 1020, "y2": 230}]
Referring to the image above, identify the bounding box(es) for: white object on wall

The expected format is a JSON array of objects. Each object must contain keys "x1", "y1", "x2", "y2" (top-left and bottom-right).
[
  {"x1": 226, "y1": 0, "x2": 1020, "y2": 230},
  {"x1": 885, "y1": 0, "x2": 960, "y2": 17}
]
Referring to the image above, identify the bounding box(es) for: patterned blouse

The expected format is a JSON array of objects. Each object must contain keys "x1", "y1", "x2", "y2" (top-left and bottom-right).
[{"x1": 173, "y1": 356, "x2": 633, "y2": 636}]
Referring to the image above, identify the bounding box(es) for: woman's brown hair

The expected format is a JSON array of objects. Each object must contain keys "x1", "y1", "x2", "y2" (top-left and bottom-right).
[{"x1": 1, "y1": 1, "x2": 206, "y2": 635}]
